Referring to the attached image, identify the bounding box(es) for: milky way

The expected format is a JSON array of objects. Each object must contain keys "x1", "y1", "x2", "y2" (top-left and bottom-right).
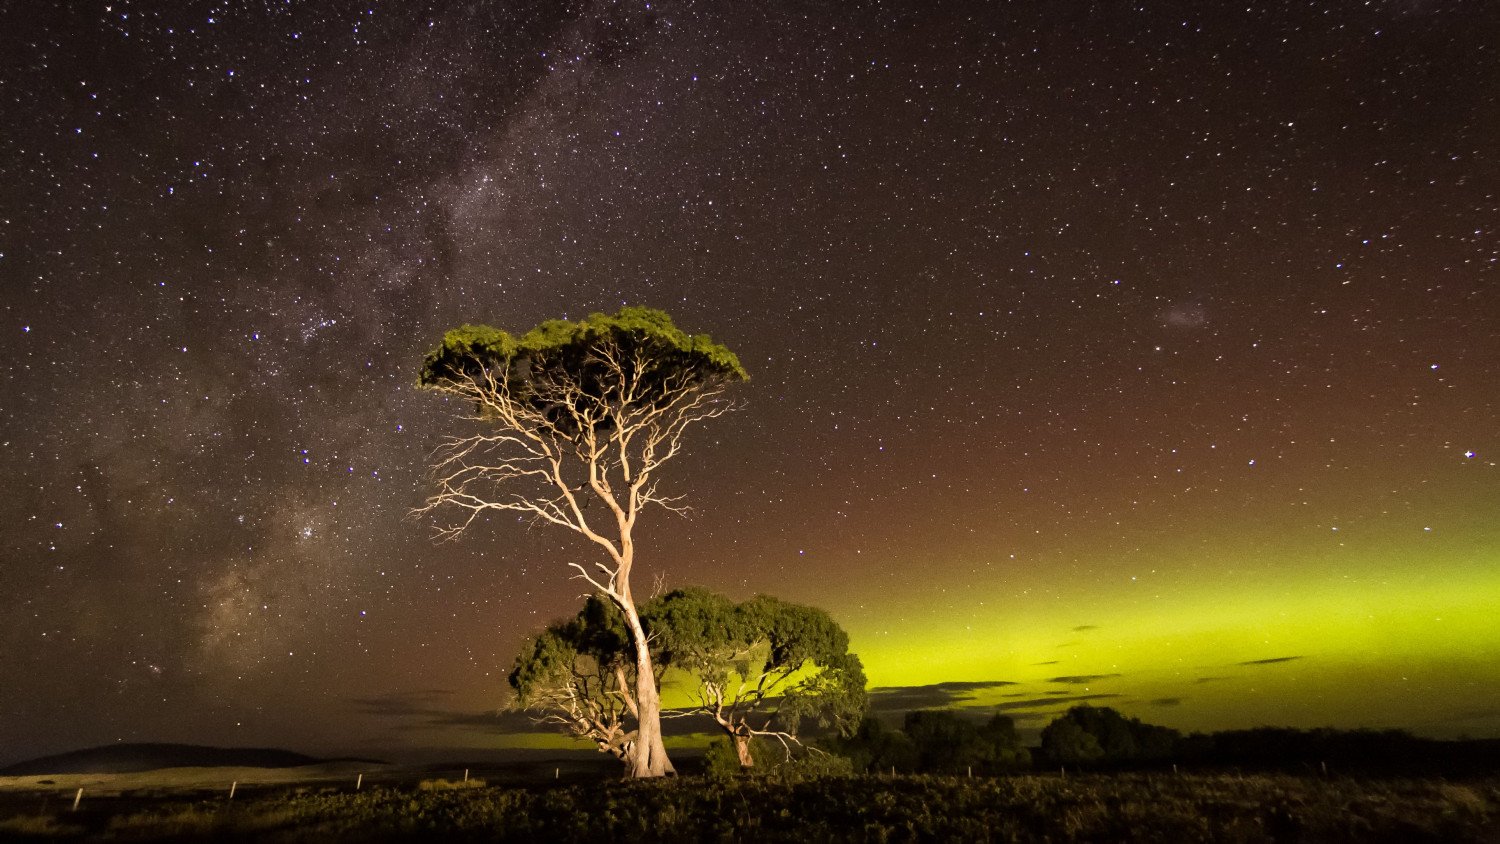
[{"x1": 2, "y1": 1, "x2": 1497, "y2": 763}]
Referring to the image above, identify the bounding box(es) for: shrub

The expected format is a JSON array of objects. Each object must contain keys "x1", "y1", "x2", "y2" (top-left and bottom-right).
[{"x1": 417, "y1": 777, "x2": 486, "y2": 791}]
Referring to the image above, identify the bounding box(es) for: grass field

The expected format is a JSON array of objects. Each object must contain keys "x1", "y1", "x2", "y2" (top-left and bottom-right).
[{"x1": 0, "y1": 771, "x2": 1495, "y2": 842}]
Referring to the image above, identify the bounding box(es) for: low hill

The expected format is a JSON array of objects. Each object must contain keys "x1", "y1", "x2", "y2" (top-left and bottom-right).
[{"x1": 0, "y1": 743, "x2": 376, "y2": 776}]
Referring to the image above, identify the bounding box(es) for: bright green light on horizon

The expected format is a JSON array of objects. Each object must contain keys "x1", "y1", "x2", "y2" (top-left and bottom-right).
[{"x1": 845, "y1": 540, "x2": 1500, "y2": 738}]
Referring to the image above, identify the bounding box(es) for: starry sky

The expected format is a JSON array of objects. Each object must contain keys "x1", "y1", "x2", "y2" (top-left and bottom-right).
[{"x1": 2, "y1": 0, "x2": 1497, "y2": 766}]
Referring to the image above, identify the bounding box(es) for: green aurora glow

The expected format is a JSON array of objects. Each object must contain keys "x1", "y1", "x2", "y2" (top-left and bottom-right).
[{"x1": 842, "y1": 520, "x2": 1500, "y2": 738}]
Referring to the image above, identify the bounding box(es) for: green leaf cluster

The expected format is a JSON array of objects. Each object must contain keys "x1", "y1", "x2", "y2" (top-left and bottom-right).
[
  {"x1": 510, "y1": 588, "x2": 867, "y2": 745},
  {"x1": 418, "y1": 306, "x2": 748, "y2": 398},
  {"x1": 642, "y1": 588, "x2": 868, "y2": 737},
  {"x1": 509, "y1": 595, "x2": 633, "y2": 709}
]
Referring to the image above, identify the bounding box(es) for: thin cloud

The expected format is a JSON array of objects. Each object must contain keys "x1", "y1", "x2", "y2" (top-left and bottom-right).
[
  {"x1": 993, "y1": 693, "x2": 1123, "y2": 712},
  {"x1": 351, "y1": 692, "x2": 538, "y2": 734},
  {"x1": 350, "y1": 693, "x2": 710, "y2": 738},
  {"x1": 867, "y1": 680, "x2": 1018, "y2": 712},
  {"x1": 1048, "y1": 674, "x2": 1122, "y2": 684},
  {"x1": 1237, "y1": 656, "x2": 1304, "y2": 666}
]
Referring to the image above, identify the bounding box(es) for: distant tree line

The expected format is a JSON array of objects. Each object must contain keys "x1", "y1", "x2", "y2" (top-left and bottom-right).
[
  {"x1": 822, "y1": 704, "x2": 1500, "y2": 778},
  {"x1": 1041, "y1": 705, "x2": 1499, "y2": 776},
  {"x1": 823, "y1": 710, "x2": 1031, "y2": 775}
]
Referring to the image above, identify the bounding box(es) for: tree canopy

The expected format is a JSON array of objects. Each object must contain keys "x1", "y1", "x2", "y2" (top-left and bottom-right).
[
  {"x1": 644, "y1": 588, "x2": 868, "y2": 766},
  {"x1": 509, "y1": 588, "x2": 867, "y2": 769},
  {"x1": 508, "y1": 595, "x2": 642, "y2": 762},
  {"x1": 903, "y1": 710, "x2": 1030, "y2": 774},
  {"x1": 419, "y1": 307, "x2": 747, "y2": 434}
]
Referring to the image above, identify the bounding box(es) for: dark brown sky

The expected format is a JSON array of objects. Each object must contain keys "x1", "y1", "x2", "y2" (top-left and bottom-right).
[{"x1": 2, "y1": 0, "x2": 1496, "y2": 765}]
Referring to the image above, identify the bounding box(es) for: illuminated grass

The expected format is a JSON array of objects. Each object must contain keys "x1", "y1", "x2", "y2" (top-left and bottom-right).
[{"x1": 5, "y1": 773, "x2": 1494, "y2": 842}]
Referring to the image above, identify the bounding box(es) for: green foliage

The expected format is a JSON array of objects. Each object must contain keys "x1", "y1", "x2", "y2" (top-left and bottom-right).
[
  {"x1": 829, "y1": 712, "x2": 1030, "y2": 776},
  {"x1": 1040, "y1": 717, "x2": 1105, "y2": 765},
  {"x1": 418, "y1": 308, "x2": 748, "y2": 779},
  {"x1": 823, "y1": 715, "x2": 920, "y2": 774},
  {"x1": 704, "y1": 738, "x2": 856, "y2": 782},
  {"x1": 702, "y1": 737, "x2": 750, "y2": 781},
  {"x1": 510, "y1": 590, "x2": 865, "y2": 762},
  {"x1": 778, "y1": 749, "x2": 857, "y2": 779},
  {"x1": 417, "y1": 778, "x2": 486, "y2": 791},
  {"x1": 68, "y1": 773, "x2": 1500, "y2": 841},
  {"x1": 901, "y1": 710, "x2": 1031, "y2": 775},
  {"x1": 640, "y1": 587, "x2": 743, "y2": 669},
  {"x1": 1040, "y1": 705, "x2": 1182, "y2": 766},
  {"x1": 0, "y1": 814, "x2": 85, "y2": 837},
  {"x1": 418, "y1": 306, "x2": 748, "y2": 410},
  {"x1": 508, "y1": 595, "x2": 632, "y2": 709},
  {"x1": 639, "y1": 589, "x2": 869, "y2": 743}
]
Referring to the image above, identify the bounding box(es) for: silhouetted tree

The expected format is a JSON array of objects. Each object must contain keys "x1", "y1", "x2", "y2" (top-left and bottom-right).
[
  {"x1": 825, "y1": 716, "x2": 919, "y2": 773},
  {"x1": 1041, "y1": 716, "x2": 1105, "y2": 765},
  {"x1": 902, "y1": 710, "x2": 1031, "y2": 774},
  {"x1": 904, "y1": 710, "x2": 986, "y2": 774},
  {"x1": 978, "y1": 713, "x2": 1032, "y2": 772},
  {"x1": 415, "y1": 307, "x2": 747, "y2": 778},
  {"x1": 1188, "y1": 726, "x2": 1455, "y2": 773},
  {"x1": 1041, "y1": 705, "x2": 1182, "y2": 766}
]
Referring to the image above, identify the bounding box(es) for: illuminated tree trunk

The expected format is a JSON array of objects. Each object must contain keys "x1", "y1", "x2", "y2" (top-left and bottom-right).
[
  {"x1": 710, "y1": 710, "x2": 757, "y2": 768},
  {"x1": 621, "y1": 596, "x2": 674, "y2": 777}
]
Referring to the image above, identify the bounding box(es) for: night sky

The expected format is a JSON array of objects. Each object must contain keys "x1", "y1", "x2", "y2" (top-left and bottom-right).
[{"x1": 3, "y1": 0, "x2": 1497, "y2": 766}]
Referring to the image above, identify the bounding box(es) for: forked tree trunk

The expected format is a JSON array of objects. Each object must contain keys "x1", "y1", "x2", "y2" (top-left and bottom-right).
[
  {"x1": 621, "y1": 599, "x2": 675, "y2": 778},
  {"x1": 734, "y1": 733, "x2": 754, "y2": 768}
]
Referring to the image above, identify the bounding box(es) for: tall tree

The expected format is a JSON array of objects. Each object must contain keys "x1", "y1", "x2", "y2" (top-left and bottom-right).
[{"x1": 415, "y1": 307, "x2": 747, "y2": 777}]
